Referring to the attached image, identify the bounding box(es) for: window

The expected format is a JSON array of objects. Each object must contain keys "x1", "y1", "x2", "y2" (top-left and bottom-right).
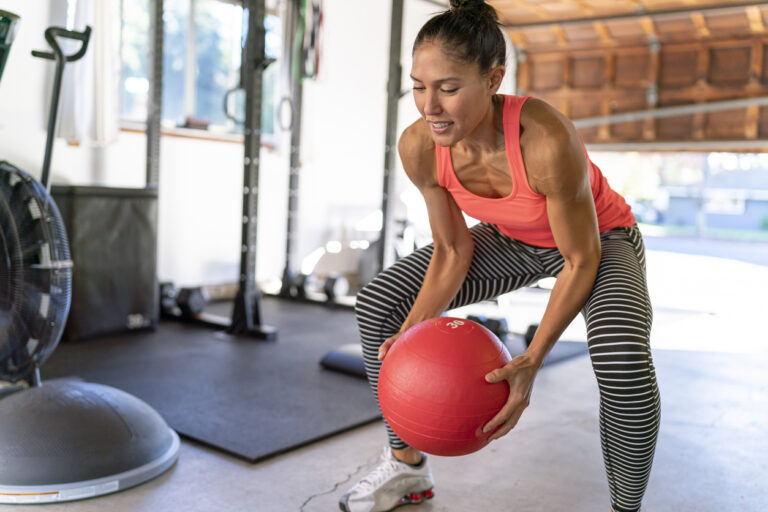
[{"x1": 120, "y1": 0, "x2": 281, "y2": 135}]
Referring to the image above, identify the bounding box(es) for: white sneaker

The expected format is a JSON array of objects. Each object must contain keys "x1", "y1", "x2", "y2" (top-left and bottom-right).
[{"x1": 339, "y1": 447, "x2": 435, "y2": 512}]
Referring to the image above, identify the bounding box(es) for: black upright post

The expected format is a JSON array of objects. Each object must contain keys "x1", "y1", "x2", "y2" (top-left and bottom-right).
[
  {"x1": 279, "y1": 0, "x2": 304, "y2": 296},
  {"x1": 230, "y1": 0, "x2": 277, "y2": 339},
  {"x1": 378, "y1": 0, "x2": 404, "y2": 273},
  {"x1": 31, "y1": 26, "x2": 92, "y2": 191},
  {"x1": 146, "y1": 0, "x2": 163, "y2": 188}
]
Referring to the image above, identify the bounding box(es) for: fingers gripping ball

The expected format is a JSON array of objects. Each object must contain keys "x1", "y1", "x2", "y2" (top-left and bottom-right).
[{"x1": 378, "y1": 317, "x2": 511, "y2": 456}]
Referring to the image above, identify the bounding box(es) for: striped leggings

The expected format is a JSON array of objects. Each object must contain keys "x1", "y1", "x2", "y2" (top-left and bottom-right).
[{"x1": 354, "y1": 223, "x2": 660, "y2": 512}]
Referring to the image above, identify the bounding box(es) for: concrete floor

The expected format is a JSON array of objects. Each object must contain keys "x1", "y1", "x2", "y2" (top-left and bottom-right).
[{"x1": 1, "y1": 249, "x2": 767, "y2": 512}]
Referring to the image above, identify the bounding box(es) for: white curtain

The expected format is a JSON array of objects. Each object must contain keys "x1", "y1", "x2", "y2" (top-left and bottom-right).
[{"x1": 56, "y1": 0, "x2": 120, "y2": 147}]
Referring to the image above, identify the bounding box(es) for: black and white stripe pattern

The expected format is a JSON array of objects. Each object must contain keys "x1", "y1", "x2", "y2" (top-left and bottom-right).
[{"x1": 354, "y1": 223, "x2": 660, "y2": 512}]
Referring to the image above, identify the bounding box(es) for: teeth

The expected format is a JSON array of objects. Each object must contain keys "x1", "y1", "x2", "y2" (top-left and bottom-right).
[{"x1": 433, "y1": 122, "x2": 450, "y2": 128}]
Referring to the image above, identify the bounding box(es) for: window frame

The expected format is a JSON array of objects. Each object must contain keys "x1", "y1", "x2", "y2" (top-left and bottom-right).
[{"x1": 118, "y1": 0, "x2": 281, "y2": 145}]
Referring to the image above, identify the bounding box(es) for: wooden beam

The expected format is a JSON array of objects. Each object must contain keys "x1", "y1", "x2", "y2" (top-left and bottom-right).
[
  {"x1": 746, "y1": 6, "x2": 766, "y2": 33},
  {"x1": 745, "y1": 104, "x2": 760, "y2": 139},
  {"x1": 552, "y1": 25, "x2": 568, "y2": 48},
  {"x1": 508, "y1": 0, "x2": 556, "y2": 22},
  {"x1": 593, "y1": 21, "x2": 615, "y2": 45},
  {"x1": 691, "y1": 12, "x2": 712, "y2": 39},
  {"x1": 507, "y1": 29, "x2": 527, "y2": 50}
]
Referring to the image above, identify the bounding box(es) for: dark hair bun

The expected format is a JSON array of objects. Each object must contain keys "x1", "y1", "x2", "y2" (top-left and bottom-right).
[
  {"x1": 449, "y1": 0, "x2": 486, "y2": 9},
  {"x1": 415, "y1": 0, "x2": 505, "y2": 74}
]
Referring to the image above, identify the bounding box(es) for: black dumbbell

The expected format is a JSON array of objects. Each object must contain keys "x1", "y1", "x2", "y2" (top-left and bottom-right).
[
  {"x1": 524, "y1": 323, "x2": 539, "y2": 347},
  {"x1": 159, "y1": 282, "x2": 178, "y2": 318},
  {"x1": 177, "y1": 287, "x2": 209, "y2": 319},
  {"x1": 293, "y1": 273, "x2": 320, "y2": 299},
  {"x1": 466, "y1": 314, "x2": 509, "y2": 340},
  {"x1": 323, "y1": 274, "x2": 349, "y2": 302}
]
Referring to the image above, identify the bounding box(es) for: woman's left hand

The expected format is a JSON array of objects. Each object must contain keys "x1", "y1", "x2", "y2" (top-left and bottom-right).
[{"x1": 482, "y1": 354, "x2": 541, "y2": 440}]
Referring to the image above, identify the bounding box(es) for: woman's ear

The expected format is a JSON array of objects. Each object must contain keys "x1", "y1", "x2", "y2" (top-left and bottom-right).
[{"x1": 487, "y1": 65, "x2": 506, "y2": 94}]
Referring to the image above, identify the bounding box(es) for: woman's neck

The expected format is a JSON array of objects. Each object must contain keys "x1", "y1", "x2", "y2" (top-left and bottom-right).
[{"x1": 456, "y1": 94, "x2": 504, "y2": 155}]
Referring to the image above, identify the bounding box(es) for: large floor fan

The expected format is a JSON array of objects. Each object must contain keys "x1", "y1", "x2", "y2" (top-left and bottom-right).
[{"x1": 0, "y1": 18, "x2": 179, "y2": 504}]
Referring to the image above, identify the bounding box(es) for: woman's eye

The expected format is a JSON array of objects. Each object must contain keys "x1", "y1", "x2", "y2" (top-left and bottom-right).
[
  {"x1": 441, "y1": 88, "x2": 458, "y2": 93},
  {"x1": 412, "y1": 86, "x2": 425, "y2": 91}
]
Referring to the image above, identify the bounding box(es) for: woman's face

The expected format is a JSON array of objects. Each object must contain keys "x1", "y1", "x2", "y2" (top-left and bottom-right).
[{"x1": 410, "y1": 40, "x2": 500, "y2": 147}]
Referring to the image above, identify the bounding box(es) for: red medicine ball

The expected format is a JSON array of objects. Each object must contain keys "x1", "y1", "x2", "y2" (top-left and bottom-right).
[{"x1": 378, "y1": 317, "x2": 511, "y2": 456}]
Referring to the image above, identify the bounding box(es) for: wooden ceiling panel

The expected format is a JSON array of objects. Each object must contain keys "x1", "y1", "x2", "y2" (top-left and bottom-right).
[
  {"x1": 705, "y1": 11, "x2": 751, "y2": 35},
  {"x1": 708, "y1": 45, "x2": 752, "y2": 85},
  {"x1": 761, "y1": 42, "x2": 768, "y2": 84},
  {"x1": 562, "y1": 23, "x2": 602, "y2": 42},
  {"x1": 654, "y1": 15, "x2": 696, "y2": 38},
  {"x1": 606, "y1": 19, "x2": 649, "y2": 40},
  {"x1": 571, "y1": 55, "x2": 605, "y2": 87},
  {"x1": 496, "y1": 0, "x2": 768, "y2": 149},
  {"x1": 758, "y1": 106, "x2": 768, "y2": 138},
  {"x1": 500, "y1": 0, "x2": 768, "y2": 52},
  {"x1": 530, "y1": 57, "x2": 566, "y2": 89},
  {"x1": 659, "y1": 48, "x2": 700, "y2": 87},
  {"x1": 521, "y1": 27, "x2": 561, "y2": 45},
  {"x1": 705, "y1": 108, "x2": 748, "y2": 138},
  {"x1": 614, "y1": 51, "x2": 652, "y2": 87},
  {"x1": 610, "y1": 95, "x2": 648, "y2": 139},
  {"x1": 538, "y1": 2, "x2": 586, "y2": 17}
]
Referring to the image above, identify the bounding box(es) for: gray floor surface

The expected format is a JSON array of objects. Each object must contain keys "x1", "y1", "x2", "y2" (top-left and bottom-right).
[
  {"x1": 0, "y1": 348, "x2": 765, "y2": 512},
  {"x1": 1, "y1": 248, "x2": 766, "y2": 512}
]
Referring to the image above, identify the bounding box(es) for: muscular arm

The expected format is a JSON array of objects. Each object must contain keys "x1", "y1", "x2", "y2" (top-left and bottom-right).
[
  {"x1": 378, "y1": 121, "x2": 475, "y2": 358},
  {"x1": 521, "y1": 99, "x2": 601, "y2": 367},
  {"x1": 482, "y1": 99, "x2": 601, "y2": 438}
]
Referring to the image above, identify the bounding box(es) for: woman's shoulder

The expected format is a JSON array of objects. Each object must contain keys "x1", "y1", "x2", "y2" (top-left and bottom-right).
[
  {"x1": 400, "y1": 118, "x2": 435, "y2": 155},
  {"x1": 398, "y1": 119, "x2": 438, "y2": 188},
  {"x1": 518, "y1": 96, "x2": 580, "y2": 152},
  {"x1": 517, "y1": 96, "x2": 589, "y2": 192}
]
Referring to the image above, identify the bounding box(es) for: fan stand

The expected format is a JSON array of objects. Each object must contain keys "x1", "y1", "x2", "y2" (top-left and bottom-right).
[{"x1": 0, "y1": 25, "x2": 179, "y2": 504}]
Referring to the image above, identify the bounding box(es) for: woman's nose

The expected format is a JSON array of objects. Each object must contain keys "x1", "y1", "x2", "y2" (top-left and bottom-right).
[{"x1": 423, "y1": 90, "x2": 441, "y2": 116}]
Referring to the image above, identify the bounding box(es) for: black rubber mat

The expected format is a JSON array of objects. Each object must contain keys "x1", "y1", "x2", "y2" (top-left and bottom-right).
[
  {"x1": 503, "y1": 336, "x2": 590, "y2": 366},
  {"x1": 42, "y1": 297, "x2": 382, "y2": 463}
]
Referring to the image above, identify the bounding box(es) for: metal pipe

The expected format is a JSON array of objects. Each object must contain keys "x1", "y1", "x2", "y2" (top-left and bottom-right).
[
  {"x1": 146, "y1": 0, "x2": 163, "y2": 188},
  {"x1": 378, "y1": 0, "x2": 405, "y2": 274},
  {"x1": 586, "y1": 140, "x2": 768, "y2": 151},
  {"x1": 280, "y1": 0, "x2": 303, "y2": 295},
  {"x1": 572, "y1": 96, "x2": 768, "y2": 128},
  {"x1": 502, "y1": 1, "x2": 768, "y2": 29}
]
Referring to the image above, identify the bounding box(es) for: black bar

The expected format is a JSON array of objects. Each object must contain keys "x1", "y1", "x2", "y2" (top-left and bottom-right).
[
  {"x1": 230, "y1": 0, "x2": 276, "y2": 339},
  {"x1": 377, "y1": 0, "x2": 405, "y2": 274},
  {"x1": 32, "y1": 26, "x2": 91, "y2": 191},
  {"x1": 146, "y1": 0, "x2": 163, "y2": 188},
  {"x1": 280, "y1": 0, "x2": 303, "y2": 295}
]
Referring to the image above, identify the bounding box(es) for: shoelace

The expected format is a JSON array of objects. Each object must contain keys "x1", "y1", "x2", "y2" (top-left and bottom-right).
[{"x1": 353, "y1": 448, "x2": 402, "y2": 493}]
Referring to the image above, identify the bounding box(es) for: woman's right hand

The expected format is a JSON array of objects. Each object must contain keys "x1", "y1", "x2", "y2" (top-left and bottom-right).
[{"x1": 378, "y1": 332, "x2": 403, "y2": 360}]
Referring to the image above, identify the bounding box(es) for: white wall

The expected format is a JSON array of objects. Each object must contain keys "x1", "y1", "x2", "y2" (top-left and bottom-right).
[
  {"x1": 0, "y1": 0, "x2": 288, "y2": 287},
  {"x1": 0, "y1": 0, "x2": 515, "y2": 287}
]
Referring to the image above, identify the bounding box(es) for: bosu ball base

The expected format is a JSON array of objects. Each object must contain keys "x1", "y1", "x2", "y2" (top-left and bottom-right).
[{"x1": 0, "y1": 380, "x2": 180, "y2": 504}]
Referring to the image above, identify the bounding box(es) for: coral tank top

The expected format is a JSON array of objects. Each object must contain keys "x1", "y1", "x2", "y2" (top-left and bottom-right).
[{"x1": 435, "y1": 94, "x2": 635, "y2": 247}]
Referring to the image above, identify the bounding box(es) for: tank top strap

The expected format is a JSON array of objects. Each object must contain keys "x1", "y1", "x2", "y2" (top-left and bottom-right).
[
  {"x1": 502, "y1": 94, "x2": 537, "y2": 197},
  {"x1": 434, "y1": 142, "x2": 450, "y2": 188}
]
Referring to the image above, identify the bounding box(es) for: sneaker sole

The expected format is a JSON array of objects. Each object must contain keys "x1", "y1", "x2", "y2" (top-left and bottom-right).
[{"x1": 338, "y1": 488, "x2": 435, "y2": 512}]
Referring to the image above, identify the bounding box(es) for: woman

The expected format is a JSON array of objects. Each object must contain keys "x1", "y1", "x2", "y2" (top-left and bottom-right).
[{"x1": 340, "y1": 1, "x2": 660, "y2": 511}]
